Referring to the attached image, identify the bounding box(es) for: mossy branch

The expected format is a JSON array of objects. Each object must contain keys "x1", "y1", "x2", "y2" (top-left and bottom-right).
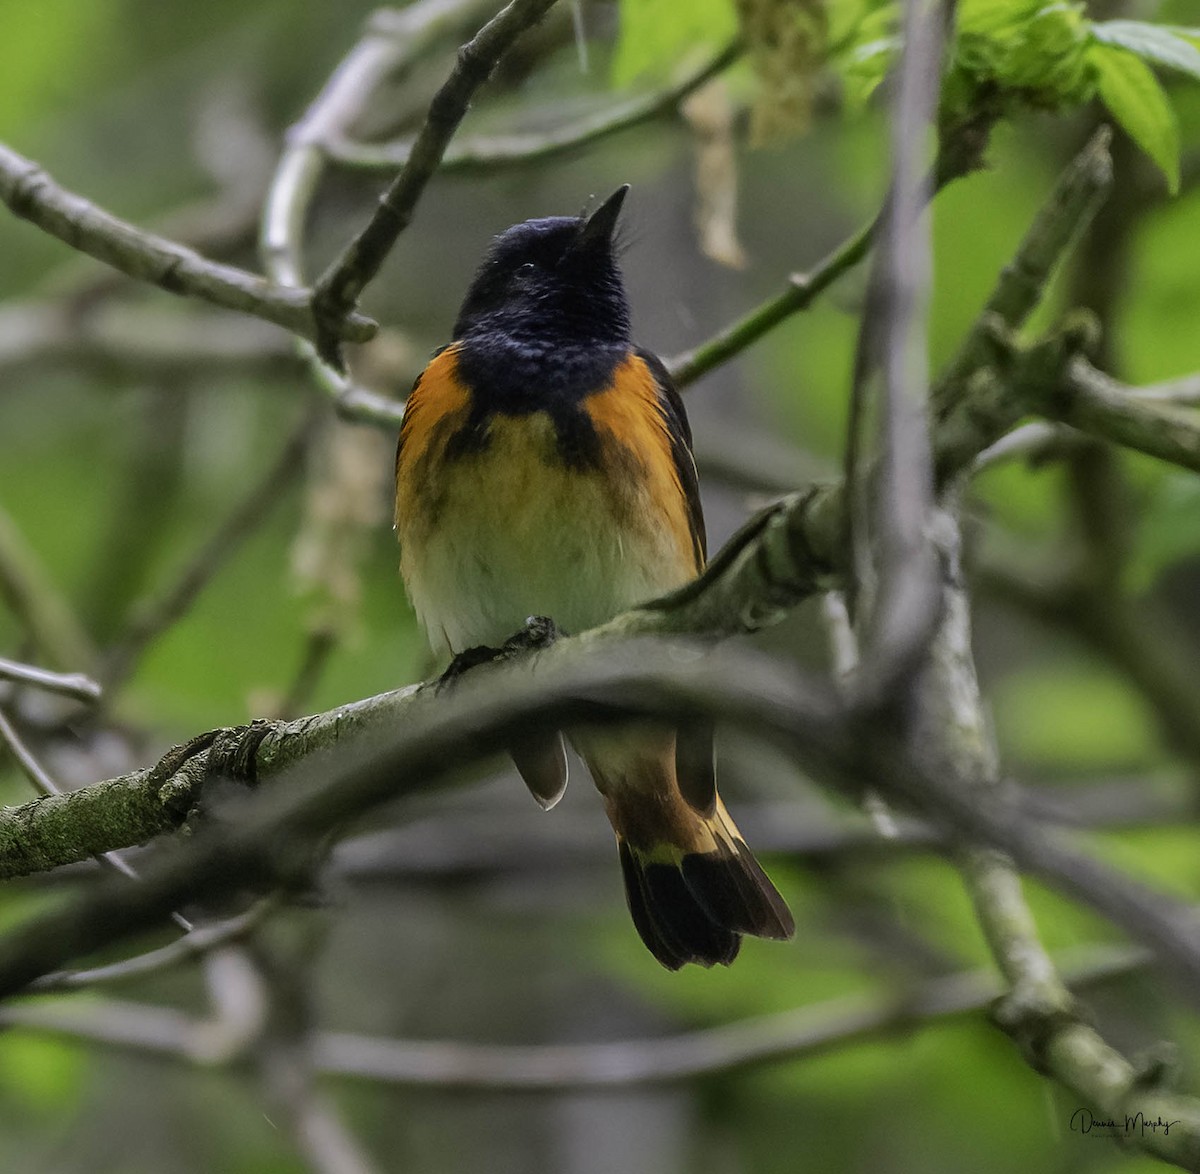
[{"x1": 5, "y1": 632, "x2": 1200, "y2": 1032}]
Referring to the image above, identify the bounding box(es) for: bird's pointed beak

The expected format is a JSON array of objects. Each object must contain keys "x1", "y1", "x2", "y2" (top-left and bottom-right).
[{"x1": 578, "y1": 184, "x2": 629, "y2": 249}]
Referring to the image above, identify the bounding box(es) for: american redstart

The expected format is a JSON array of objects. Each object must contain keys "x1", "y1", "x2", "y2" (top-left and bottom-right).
[{"x1": 394, "y1": 186, "x2": 794, "y2": 968}]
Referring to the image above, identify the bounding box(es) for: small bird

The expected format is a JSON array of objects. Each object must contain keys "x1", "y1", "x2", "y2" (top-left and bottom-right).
[{"x1": 394, "y1": 186, "x2": 794, "y2": 968}]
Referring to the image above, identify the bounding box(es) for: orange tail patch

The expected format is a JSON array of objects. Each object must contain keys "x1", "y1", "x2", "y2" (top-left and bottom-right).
[{"x1": 584, "y1": 734, "x2": 794, "y2": 970}]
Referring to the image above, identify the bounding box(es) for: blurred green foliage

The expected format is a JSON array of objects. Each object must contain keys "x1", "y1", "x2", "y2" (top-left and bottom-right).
[
  {"x1": 817, "y1": 0, "x2": 1200, "y2": 187},
  {"x1": 0, "y1": 1033, "x2": 87, "y2": 1116},
  {"x1": 611, "y1": 0, "x2": 739, "y2": 85}
]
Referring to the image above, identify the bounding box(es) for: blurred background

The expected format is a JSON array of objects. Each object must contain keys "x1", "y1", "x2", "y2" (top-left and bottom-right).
[{"x1": 2, "y1": 0, "x2": 1200, "y2": 1171}]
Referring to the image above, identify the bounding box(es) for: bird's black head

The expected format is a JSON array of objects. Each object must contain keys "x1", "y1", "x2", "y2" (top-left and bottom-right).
[{"x1": 453, "y1": 186, "x2": 631, "y2": 347}]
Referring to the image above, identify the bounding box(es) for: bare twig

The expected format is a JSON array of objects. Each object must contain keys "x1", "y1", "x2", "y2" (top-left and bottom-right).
[
  {"x1": 261, "y1": 0, "x2": 494, "y2": 421},
  {"x1": 428, "y1": 772, "x2": 1190, "y2": 870},
  {"x1": 934, "y1": 318, "x2": 1097, "y2": 488},
  {"x1": 1134, "y1": 372, "x2": 1200, "y2": 404},
  {"x1": 254, "y1": 928, "x2": 381, "y2": 1174},
  {"x1": 1045, "y1": 358, "x2": 1200, "y2": 474},
  {"x1": 915, "y1": 495, "x2": 1200, "y2": 1169},
  {"x1": 959, "y1": 847, "x2": 1200, "y2": 1170},
  {"x1": 0, "y1": 707, "x2": 64, "y2": 799},
  {"x1": 331, "y1": 776, "x2": 1194, "y2": 883},
  {"x1": 955, "y1": 340, "x2": 1200, "y2": 482},
  {"x1": 0, "y1": 656, "x2": 100, "y2": 704},
  {"x1": 0, "y1": 303, "x2": 302, "y2": 383},
  {"x1": 666, "y1": 217, "x2": 877, "y2": 388},
  {"x1": 262, "y1": 0, "x2": 499, "y2": 290},
  {"x1": 971, "y1": 421, "x2": 1077, "y2": 475},
  {"x1": 665, "y1": 103, "x2": 1003, "y2": 391},
  {"x1": 328, "y1": 44, "x2": 740, "y2": 172},
  {"x1": 0, "y1": 143, "x2": 374, "y2": 346},
  {"x1": 193, "y1": 946, "x2": 271, "y2": 1063},
  {"x1": 30, "y1": 901, "x2": 275, "y2": 993},
  {"x1": 0, "y1": 943, "x2": 1155, "y2": 1088},
  {"x1": 310, "y1": 0, "x2": 560, "y2": 368}
]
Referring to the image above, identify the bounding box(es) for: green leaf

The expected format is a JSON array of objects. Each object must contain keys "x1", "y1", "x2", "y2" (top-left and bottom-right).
[
  {"x1": 954, "y1": 2, "x2": 1096, "y2": 110},
  {"x1": 1090, "y1": 44, "x2": 1181, "y2": 194},
  {"x1": 1092, "y1": 20, "x2": 1200, "y2": 80},
  {"x1": 612, "y1": 0, "x2": 738, "y2": 87},
  {"x1": 840, "y1": 36, "x2": 900, "y2": 109},
  {"x1": 958, "y1": 0, "x2": 1043, "y2": 37},
  {"x1": 828, "y1": 0, "x2": 899, "y2": 109}
]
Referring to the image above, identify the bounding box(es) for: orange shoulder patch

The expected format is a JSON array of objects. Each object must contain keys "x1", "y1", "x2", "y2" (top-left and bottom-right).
[
  {"x1": 394, "y1": 346, "x2": 470, "y2": 531},
  {"x1": 585, "y1": 355, "x2": 704, "y2": 574}
]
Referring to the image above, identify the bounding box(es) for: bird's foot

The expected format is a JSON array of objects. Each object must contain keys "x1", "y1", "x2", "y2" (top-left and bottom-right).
[
  {"x1": 500, "y1": 615, "x2": 561, "y2": 656},
  {"x1": 436, "y1": 616, "x2": 561, "y2": 691}
]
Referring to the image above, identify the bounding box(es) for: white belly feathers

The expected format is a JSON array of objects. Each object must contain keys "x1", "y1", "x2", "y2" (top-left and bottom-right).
[{"x1": 400, "y1": 410, "x2": 690, "y2": 658}]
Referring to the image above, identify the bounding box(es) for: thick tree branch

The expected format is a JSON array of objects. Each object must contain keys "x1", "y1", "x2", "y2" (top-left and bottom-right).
[
  {"x1": 917, "y1": 519, "x2": 1200, "y2": 1169},
  {"x1": 0, "y1": 732, "x2": 220, "y2": 879},
  {"x1": 0, "y1": 707, "x2": 193, "y2": 931},
  {"x1": 0, "y1": 143, "x2": 374, "y2": 346},
  {"x1": 841, "y1": 0, "x2": 943, "y2": 693},
  {"x1": 3, "y1": 636, "x2": 1200, "y2": 1013},
  {"x1": 0, "y1": 472, "x2": 852, "y2": 882},
  {"x1": 1040, "y1": 358, "x2": 1200, "y2": 474}
]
